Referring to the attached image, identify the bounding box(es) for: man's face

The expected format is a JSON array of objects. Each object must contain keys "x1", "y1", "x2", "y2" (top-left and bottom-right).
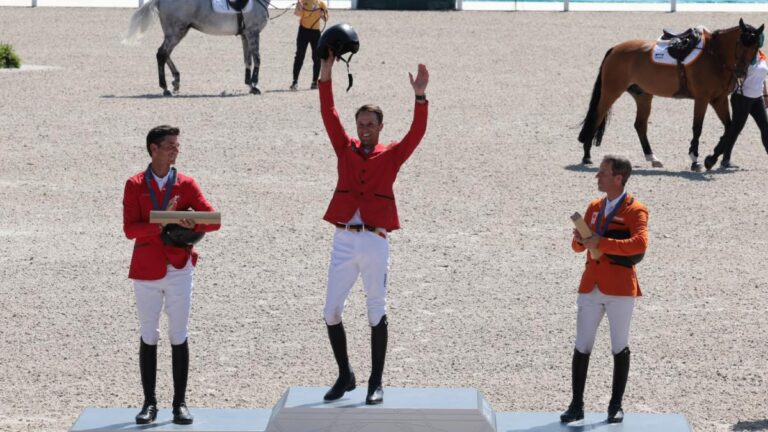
[
  {"x1": 596, "y1": 161, "x2": 622, "y2": 193},
  {"x1": 151, "y1": 135, "x2": 180, "y2": 166},
  {"x1": 356, "y1": 111, "x2": 383, "y2": 149}
]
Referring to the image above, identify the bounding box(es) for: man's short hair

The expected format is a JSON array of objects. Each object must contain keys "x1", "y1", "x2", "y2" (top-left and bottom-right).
[
  {"x1": 146, "y1": 125, "x2": 180, "y2": 156},
  {"x1": 355, "y1": 104, "x2": 383, "y2": 124},
  {"x1": 602, "y1": 155, "x2": 632, "y2": 186}
]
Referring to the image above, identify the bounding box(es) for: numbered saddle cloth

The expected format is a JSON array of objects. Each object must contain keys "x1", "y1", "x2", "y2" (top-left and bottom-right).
[{"x1": 651, "y1": 27, "x2": 707, "y2": 66}]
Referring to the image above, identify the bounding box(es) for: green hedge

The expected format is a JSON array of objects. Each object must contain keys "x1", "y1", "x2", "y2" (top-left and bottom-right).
[{"x1": 0, "y1": 43, "x2": 21, "y2": 69}]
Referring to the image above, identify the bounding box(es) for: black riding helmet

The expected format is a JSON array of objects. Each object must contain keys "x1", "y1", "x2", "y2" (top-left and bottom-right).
[
  {"x1": 318, "y1": 23, "x2": 359, "y2": 60},
  {"x1": 161, "y1": 224, "x2": 205, "y2": 247},
  {"x1": 318, "y1": 23, "x2": 359, "y2": 91}
]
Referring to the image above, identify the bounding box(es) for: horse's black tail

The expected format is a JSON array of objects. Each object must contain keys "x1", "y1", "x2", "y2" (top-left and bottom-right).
[{"x1": 578, "y1": 48, "x2": 613, "y2": 147}]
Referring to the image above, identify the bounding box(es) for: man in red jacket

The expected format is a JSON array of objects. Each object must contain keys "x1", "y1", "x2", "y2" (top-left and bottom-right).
[
  {"x1": 317, "y1": 54, "x2": 429, "y2": 405},
  {"x1": 122, "y1": 125, "x2": 220, "y2": 425},
  {"x1": 561, "y1": 155, "x2": 648, "y2": 425}
]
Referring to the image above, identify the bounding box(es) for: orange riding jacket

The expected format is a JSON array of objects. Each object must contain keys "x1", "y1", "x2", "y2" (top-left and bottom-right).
[{"x1": 572, "y1": 193, "x2": 648, "y2": 297}]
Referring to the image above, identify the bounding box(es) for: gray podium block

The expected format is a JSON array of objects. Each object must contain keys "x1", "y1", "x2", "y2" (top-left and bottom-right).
[
  {"x1": 70, "y1": 408, "x2": 272, "y2": 432},
  {"x1": 264, "y1": 386, "x2": 496, "y2": 432},
  {"x1": 495, "y1": 412, "x2": 692, "y2": 431}
]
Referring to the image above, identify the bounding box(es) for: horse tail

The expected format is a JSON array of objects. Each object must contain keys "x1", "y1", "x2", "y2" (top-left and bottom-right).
[
  {"x1": 123, "y1": 0, "x2": 159, "y2": 45},
  {"x1": 578, "y1": 48, "x2": 613, "y2": 147}
]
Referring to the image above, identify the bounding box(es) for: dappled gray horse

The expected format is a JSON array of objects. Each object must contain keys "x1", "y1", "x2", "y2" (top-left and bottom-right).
[{"x1": 125, "y1": 0, "x2": 269, "y2": 95}]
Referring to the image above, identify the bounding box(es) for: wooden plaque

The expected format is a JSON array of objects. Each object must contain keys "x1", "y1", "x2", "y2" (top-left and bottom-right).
[
  {"x1": 149, "y1": 211, "x2": 221, "y2": 225},
  {"x1": 571, "y1": 212, "x2": 602, "y2": 259}
]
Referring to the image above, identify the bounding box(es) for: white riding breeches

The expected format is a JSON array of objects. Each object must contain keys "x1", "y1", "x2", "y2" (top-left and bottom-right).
[
  {"x1": 324, "y1": 229, "x2": 390, "y2": 326},
  {"x1": 574, "y1": 288, "x2": 635, "y2": 355},
  {"x1": 133, "y1": 259, "x2": 194, "y2": 345}
]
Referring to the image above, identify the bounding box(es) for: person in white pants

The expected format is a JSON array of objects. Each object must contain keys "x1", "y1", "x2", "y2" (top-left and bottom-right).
[
  {"x1": 561, "y1": 155, "x2": 649, "y2": 425},
  {"x1": 317, "y1": 50, "x2": 429, "y2": 405}
]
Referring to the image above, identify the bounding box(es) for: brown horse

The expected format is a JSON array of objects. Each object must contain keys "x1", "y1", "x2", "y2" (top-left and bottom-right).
[{"x1": 578, "y1": 19, "x2": 764, "y2": 171}]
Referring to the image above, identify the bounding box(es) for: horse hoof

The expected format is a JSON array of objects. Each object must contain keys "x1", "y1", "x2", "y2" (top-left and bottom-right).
[
  {"x1": 582, "y1": 158, "x2": 592, "y2": 165},
  {"x1": 704, "y1": 155, "x2": 716, "y2": 171},
  {"x1": 691, "y1": 162, "x2": 704, "y2": 172},
  {"x1": 651, "y1": 160, "x2": 664, "y2": 168},
  {"x1": 250, "y1": 87, "x2": 261, "y2": 95},
  {"x1": 162, "y1": 89, "x2": 172, "y2": 97}
]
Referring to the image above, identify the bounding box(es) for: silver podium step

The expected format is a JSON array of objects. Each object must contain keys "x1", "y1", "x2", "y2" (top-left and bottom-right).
[
  {"x1": 71, "y1": 388, "x2": 692, "y2": 432},
  {"x1": 69, "y1": 408, "x2": 271, "y2": 431},
  {"x1": 264, "y1": 386, "x2": 496, "y2": 432}
]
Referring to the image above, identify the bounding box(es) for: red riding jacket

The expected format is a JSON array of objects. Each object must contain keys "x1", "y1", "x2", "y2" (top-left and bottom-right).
[
  {"x1": 318, "y1": 80, "x2": 428, "y2": 231},
  {"x1": 123, "y1": 170, "x2": 220, "y2": 280}
]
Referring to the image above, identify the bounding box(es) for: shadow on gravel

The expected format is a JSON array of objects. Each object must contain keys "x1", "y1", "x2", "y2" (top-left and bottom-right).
[
  {"x1": 101, "y1": 93, "x2": 250, "y2": 99},
  {"x1": 563, "y1": 164, "x2": 742, "y2": 182},
  {"x1": 733, "y1": 419, "x2": 768, "y2": 431}
]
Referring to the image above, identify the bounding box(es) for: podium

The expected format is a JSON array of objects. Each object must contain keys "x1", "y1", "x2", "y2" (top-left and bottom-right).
[{"x1": 71, "y1": 387, "x2": 693, "y2": 432}]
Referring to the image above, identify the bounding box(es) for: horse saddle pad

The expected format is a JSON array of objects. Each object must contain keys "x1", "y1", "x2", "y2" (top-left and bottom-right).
[
  {"x1": 212, "y1": 0, "x2": 252, "y2": 14},
  {"x1": 652, "y1": 27, "x2": 706, "y2": 66}
]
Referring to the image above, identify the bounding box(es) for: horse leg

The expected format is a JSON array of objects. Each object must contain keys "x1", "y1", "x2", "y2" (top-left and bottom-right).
[
  {"x1": 688, "y1": 98, "x2": 708, "y2": 171},
  {"x1": 704, "y1": 95, "x2": 732, "y2": 170},
  {"x1": 156, "y1": 26, "x2": 187, "y2": 96},
  {"x1": 241, "y1": 35, "x2": 252, "y2": 86},
  {"x1": 630, "y1": 92, "x2": 663, "y2": 168},
  {"x1": 245, "y1": 30, "x2": 261, "y2": 95}
]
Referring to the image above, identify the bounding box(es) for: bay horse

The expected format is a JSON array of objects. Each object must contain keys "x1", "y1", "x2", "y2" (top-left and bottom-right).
[
  {"x1": 124, "y1": 0, "x2": 269, "y2": 95},
  {"x1": 578, "y1": 19, "x2": 764, "y2": 171}
]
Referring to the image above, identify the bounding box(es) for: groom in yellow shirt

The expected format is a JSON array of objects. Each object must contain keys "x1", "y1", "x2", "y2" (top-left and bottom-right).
[{"x1": 290, "y1": 0, "x2": 328, "y2": 91}]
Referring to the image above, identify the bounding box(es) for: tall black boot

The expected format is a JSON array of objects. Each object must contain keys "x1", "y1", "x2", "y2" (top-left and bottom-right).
[
  {"x1": 171, "y1": 339, "x2": 193, "y2": 425},
  {"x1": 324, "y1": 322, "x2": 356, "y2": 401},
  {"x1": 560, "y1": 349, "x2": 590, "y2": 423},
  {"x1": 135, "y1": 338, "x2": 158, "y2": 425},
  {"x1": 608, "y1": 347, "x2": 631, "y2": 424},
  {"x1": 366, "y1": 315, "x2": 388, "y2": 405}
]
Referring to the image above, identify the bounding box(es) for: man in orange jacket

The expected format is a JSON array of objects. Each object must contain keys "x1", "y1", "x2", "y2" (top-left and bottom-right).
[
  {"x1": 317, "y1": 53, "x2": 428, "y2": 405},
  {"x1": 561, "y1": 155, "x2": 648, "y2": 425},
  {"x1": 122, "y1": 125, "x2": 220, "y2": 425}
]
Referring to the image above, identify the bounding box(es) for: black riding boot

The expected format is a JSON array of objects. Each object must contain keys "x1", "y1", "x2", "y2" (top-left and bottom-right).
[
  {"x1": 171, "y1": 340, "x2": 193, "y2": 425},
  {"x1": 324, "y1": 322, "x2": 356, "y2": 401},
  {"x1": 366, "y1": 315, "x2": 388, "y2": 405},
  {"x1": 560, "y1": 349, "x2": 590, "y2": 423},
  {"x1": 135, "y1": 338, "x2": 158, "y2": 424},
  {"x1": 608, "y1": 347, "x2": 631, "y2": 424}
]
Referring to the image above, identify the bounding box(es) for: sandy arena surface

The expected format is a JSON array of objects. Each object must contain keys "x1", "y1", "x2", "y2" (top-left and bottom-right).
[{"x1": 1, "y1": 6, "x2": 768, "y2": 432}]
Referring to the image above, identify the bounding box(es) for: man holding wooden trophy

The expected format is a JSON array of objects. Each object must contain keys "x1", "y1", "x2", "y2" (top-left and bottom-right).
[
  {"x1": 122, "y1": 125, "x2": 221, "y2": 425},
  {"x1": 563, "y1": 155, "x2": 648, "y2": 425}
]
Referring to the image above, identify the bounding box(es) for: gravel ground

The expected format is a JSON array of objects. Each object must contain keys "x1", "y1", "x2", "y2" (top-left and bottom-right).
[{"x1": 1, "y1": 7, "x2": 767, "y2": 432}]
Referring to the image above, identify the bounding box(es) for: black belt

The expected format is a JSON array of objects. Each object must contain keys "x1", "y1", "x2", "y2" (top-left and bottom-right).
[{"x1": 334, "y1": 223, "x2": 378, "y2": 232}]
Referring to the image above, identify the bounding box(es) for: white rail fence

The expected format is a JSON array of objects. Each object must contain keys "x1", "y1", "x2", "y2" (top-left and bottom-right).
[{"x1": 1, "y1": 0, "x2": 767, "y2": 12}]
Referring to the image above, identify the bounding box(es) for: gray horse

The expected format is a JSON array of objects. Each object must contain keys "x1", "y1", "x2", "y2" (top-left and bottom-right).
[{"x1": 125, "y1": 0, "x2": 269, "y2": 95}]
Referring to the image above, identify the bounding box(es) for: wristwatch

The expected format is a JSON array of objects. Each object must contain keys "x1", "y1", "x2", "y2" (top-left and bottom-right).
[{"x1": 415, "y1": 94, "x2": 426, "y2": 101}]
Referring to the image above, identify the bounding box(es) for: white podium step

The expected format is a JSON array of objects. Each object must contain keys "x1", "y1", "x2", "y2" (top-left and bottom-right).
[
  {"x1": 495, "y1": 412, "x2": 692, "y2": 431},
  {"x1": 69, "y1": 407, "x2": 271, "y2": 432},
  {"x1": 264, "y1": 386, "x2": 496, "y2": 432}
]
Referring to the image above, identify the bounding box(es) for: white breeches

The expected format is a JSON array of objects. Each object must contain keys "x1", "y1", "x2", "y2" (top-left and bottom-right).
[
  {"x1": 133, "y1": 259, "x2": 194, "y2": 345},
  {"x1": 574, "y1": 288, "x2": 635, "y2": 355},
  {"x1": 324, "y1": 229, "x2": 390, "y2": 326}
]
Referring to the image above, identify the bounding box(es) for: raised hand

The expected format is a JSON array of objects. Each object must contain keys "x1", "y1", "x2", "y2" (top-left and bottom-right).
[{"x1": 409, "y1": 64, "x2": 429, "y2": 95}]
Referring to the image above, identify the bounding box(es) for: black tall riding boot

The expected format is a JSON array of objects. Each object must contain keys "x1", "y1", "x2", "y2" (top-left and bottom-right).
[
  {"x1": 135, "y1": 338, "x2": 158, "y2": 424},
  {"x1": 324, "y1": 322, "x2": 356, "y2": 401},
  {"x1": 171, "y1": 340, "x2": 193, "y2": 425},
  {"x1": 560, "y1": 349, "x2": 590, "y2": 423},
  {"x1": 608, "y1": 347, "x2": 631, "y2": 424},
  {"x1": 366, "y1": 315, "x2": 388, "y2": 405}
]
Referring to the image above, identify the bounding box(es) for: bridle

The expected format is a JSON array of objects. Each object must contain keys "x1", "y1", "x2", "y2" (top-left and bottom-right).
[{"x1": 706, "y1": 28, "x2": 757, "y2": 94}]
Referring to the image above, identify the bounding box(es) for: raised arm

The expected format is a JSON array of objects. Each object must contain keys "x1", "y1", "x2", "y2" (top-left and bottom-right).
[
  {"x1": 391, "y1": 64, "x2": 430, "y2": 163},
  {"x1": 318, "y1": 52, "x2": 352, "y2": 153}
]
